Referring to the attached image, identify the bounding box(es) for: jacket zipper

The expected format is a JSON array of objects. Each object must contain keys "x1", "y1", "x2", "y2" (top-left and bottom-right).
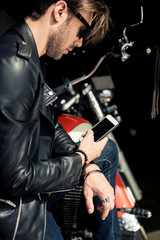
[
  {"x1": 43, "y1": 200, "x2": 47, "y2": 240},
  {"x1": 0, "y1": 199, "x2": 16, "y2": 208},
  {"x1": 27, "y1": 137, "x2": 33, "y2": 156},
  {"x1": 12, "y1": 196, "x2": 22, "y2": 240},
  {"x1": 45, "y1": 187, "x2": 76, "y2": 195}
]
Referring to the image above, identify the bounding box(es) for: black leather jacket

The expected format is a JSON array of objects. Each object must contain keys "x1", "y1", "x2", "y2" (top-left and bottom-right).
[{"x1": 0, "y1": 21, "x2": 82, "y2": 240}]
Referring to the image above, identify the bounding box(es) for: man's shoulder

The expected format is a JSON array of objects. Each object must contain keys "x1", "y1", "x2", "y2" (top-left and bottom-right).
[
  {"x1": 0, "y1": 41, "x2": 31, "y2": 77},
  {"x1": 0, "y1": 30, "x2": 32, "y2": 61},
  {"x1": 0, "y1": 36, "x2": 34, "y2": 89},
  {"x1": 0, "y1": 24, "x2": 41, "y2": 87},
  {"x1": 0, "y1": 25, "x2": 34, "y2": 72}
]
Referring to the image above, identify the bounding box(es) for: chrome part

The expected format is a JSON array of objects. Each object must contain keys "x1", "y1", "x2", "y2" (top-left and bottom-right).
[{"x1": 123, "y1": 6, "x2": 144, "y2": 43}]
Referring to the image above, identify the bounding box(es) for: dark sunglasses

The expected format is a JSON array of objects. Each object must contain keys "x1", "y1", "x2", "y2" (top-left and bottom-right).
[{"x1": 67, "y1": 4, "x2": 93, "y2": 39}]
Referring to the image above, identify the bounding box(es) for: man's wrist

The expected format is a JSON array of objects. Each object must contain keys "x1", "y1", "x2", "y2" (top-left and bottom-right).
[
  {"x1": 83, "y1": 169, "x2": 102, "y2": 180},
  {"x1": 76, "y1": 151, "x2": 85, "y2": 166},
  {"x1": 76, "y1": 149, "x2": 88, "y2": 169},
  {"x1": 82, "y1": 163, "x2": 100, "y2": 176}
]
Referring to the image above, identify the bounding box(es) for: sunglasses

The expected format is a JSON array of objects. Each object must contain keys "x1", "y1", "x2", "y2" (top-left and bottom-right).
[{"x1": 67, "y1": 4, "x2": 93, "y2": 39}]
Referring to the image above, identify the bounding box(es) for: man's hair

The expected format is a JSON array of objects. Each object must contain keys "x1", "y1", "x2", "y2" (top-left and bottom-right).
[{"x1": 30, "y1": 0, "x2": 111, "y2": 45}]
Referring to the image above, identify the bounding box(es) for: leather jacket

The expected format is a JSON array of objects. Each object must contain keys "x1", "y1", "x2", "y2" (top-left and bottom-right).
[{"x1": 0, "y1": 21, "x2": 82, "y2": 240}]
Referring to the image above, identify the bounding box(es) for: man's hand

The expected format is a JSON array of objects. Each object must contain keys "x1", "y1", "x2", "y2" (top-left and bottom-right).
[
  {"x1": 76, "y1": 129, "x2": 114, "y2": 220},
  {"x1": 83, "y1": 164, "x2": 115, "y2": 220},
  {"x1": 78, "y1": 130, "x2": 108, "y2": 166}
]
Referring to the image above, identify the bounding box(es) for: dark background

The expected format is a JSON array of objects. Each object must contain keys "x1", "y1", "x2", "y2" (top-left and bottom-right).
[{"x1": 0, "y1": 0, "x2": 160, "y2": 235}]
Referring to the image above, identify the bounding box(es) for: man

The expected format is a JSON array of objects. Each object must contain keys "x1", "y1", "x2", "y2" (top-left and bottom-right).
[{"x1": 0, "y1": 0, "x2": 121, "y2": 239}]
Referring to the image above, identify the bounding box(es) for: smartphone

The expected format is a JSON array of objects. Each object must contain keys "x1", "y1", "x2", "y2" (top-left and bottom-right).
[{"x1": 80, "y1": 114, "x2": 119, "y2": 142}]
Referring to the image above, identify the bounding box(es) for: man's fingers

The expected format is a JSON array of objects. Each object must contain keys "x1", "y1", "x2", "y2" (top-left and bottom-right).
[
  {"x1": 101, "y1": 208, "x2": 110, "y2": 220},
  {"x1": 96, "y1": 201, "x2": 109, "y2": 220},
  {"x1": 97, "y1": 203, "x2": 103, "y2": 213},
  {"x1": 97, "y1": 197, "x2": 115, "y2": 220},
  {"x1": 85, "y1": 194, "x2": 94, "y2": 215}
]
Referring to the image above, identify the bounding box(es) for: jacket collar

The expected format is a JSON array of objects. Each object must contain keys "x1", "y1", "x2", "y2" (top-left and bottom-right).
[
  {"x1": 14, "y1": 21, "x2": 54, "y2": 124},
  {"x1": 14, "y1": 20, "x2": 41, "y2": 69}
]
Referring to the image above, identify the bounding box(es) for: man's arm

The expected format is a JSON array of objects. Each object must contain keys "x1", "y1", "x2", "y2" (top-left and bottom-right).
[
  {"x1": 78, "y1": 132, "x2": 115, "y2": 220},
  {"x1": 0, "y1": 55, "x2": 83, "y2": 197},
  {"x1": 82, "y1": 163, "x2": 115, "y2": 220}
]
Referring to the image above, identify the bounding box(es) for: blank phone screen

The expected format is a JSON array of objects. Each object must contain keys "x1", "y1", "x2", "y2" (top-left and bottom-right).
[{"x1": 92, "y1": 118, "x2": 114, "y2": 141}]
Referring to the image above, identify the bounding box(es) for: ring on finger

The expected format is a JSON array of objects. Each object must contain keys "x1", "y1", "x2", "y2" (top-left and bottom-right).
[{"x1": 102, "y1": 197, "x2": 110, "y2": 204}]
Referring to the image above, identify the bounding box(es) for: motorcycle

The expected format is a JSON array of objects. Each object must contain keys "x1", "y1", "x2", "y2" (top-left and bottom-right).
[{"x1": 45, "y1": 6, "x2": 152, "y2": 240}]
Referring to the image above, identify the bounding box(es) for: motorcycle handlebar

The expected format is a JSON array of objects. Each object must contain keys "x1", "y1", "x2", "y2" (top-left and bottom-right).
[
  {"x1": 53, "y1": 43, "x2": 152, "y2": 93},
  {"x1": 53, "y1": 54, "x2": 108, "y2": 93},
  {"x1": 121, "y1": 42, "x2": 151, "y2": 61}
]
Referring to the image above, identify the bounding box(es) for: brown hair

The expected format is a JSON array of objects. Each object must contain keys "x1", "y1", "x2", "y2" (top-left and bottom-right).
[{"x1": 30, "y1": 0, "x2": 111, "y2": 46}]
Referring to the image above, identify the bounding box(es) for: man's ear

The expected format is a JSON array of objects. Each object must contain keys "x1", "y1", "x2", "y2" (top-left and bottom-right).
[{"x1": 52, "y1": 1, "x2": 68, "y2": 23}]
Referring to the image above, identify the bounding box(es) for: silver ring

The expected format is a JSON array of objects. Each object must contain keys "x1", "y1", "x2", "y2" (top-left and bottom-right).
[
  {"x1": 113, "y1": 196, "x2": 115, "y2": 202},
  {"x1": 102, "y1": 197, "x2": 110, "y2": 204}
]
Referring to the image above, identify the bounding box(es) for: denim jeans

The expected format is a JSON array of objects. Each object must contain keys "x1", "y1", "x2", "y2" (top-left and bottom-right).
[{"x1": 45, "y1": 139, "x2": 122, "y2": 240}]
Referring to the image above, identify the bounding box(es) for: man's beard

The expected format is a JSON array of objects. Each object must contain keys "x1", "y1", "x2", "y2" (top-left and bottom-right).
[
  {"x1": 46, "y1": 32, "x2": 64, "y2": 60},
  {"x1": 46, "y1": 22, "x2": 69, "y2": 60}
]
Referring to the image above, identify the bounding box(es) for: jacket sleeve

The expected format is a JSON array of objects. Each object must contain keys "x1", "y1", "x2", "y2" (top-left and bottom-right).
[
  {"x1": 52, "y1": 122, "x2": 78, "y2": 156},
  {"x1": 0, "y1": 51, "x2": 82, "y2": 198}
]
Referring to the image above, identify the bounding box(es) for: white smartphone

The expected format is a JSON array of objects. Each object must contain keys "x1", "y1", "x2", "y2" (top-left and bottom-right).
[{"x1": 80, "y1": 114, "x2": 119, "y2": 142}]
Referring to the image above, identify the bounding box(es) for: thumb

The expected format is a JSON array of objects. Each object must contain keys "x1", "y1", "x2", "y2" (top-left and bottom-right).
[{"x1": 85, "y1": 194, "x2": 94, "y2": 214}]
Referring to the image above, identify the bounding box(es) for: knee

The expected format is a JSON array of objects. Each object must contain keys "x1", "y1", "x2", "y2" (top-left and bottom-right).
[
  {"x1": 93, "y1": 138, "x2": 119, "y2": 169},
  {"x1": 108, "y1": 138, "x2": 118, "y2": 155},
  {"x1": 105, "y1": 138, "x2": 119, "y2": 166}
]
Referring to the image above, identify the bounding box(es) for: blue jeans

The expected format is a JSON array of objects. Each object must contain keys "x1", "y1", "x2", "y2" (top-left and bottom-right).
[{"x1": 45, "y1": 139, "x2": 121, "y2": 240}]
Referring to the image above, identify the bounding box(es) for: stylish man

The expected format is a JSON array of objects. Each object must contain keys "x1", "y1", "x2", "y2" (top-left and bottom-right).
[{"x1": 0, "y1": 0, "x2": 121, "y2": 239}]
